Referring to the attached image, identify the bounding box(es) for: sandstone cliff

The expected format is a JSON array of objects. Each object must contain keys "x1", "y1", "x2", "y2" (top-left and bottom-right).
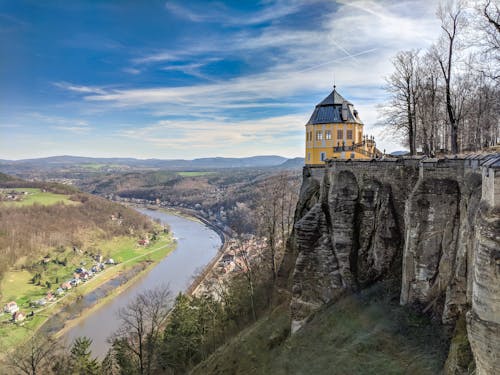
[{"x1": 283, "y1": 155, "x2": 500, "y2": 374}]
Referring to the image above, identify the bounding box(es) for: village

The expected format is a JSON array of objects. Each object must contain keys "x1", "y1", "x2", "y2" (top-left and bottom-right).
[
  {"x1": 1, "y1": 222, "x2": 157, "y2": 326},
  {"x1": 192, "y1": 235, "x2": 268, "y2": 299},
  {"x1": 0, "y1": 189, "x2": 31, "y2": 202}
]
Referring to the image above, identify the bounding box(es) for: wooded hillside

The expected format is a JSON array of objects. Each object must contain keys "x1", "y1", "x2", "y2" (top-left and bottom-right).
[{"x1": 0, "y1": 175, "x2": 154, "y2": 281}]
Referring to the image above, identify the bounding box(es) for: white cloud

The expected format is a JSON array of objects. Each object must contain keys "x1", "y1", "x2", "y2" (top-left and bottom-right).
[
  {"x1": 55, "y1": 0, "x2": 442, "y2": 155},
  {"x1": 52, "y1": 125, "x2": 92, "y2": 134},
  {"x1": 53, "y1": 82, "x2": 106, "y2": 95},
  {"x1": 164, "y1": 0, "x2": 317, "y2": 26},
  {"x1": 122, "y1": 67, "x2": 141, "y2": 75},
  {"x1": 117, "y1": 114, "x2": 306, "y2": 157}
]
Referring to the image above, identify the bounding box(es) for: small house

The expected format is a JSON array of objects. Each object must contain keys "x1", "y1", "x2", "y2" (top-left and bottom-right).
[
  {"x1": 4, "y1": 301, "x2": 19, "y2": 314},
  {"x1": 12, "y1": 311, "x2": 25, "y2": 322},
  {"x1": 46, "y1": 292, "x2": 55, "y2": 302},
  {"x1": 105, "y1": 258, "x2": 115, "y2": 265},
  {"x1": 138, "y1": 239, "x2": 150, "y2": 246},
  {"x1": 35, "y1": 298, "x2": 46, "y2": 307},
  {"x1": 95, "y1": 254, "x2": 103, "y2": 263},
  {"x1": 221, "y1": 254, "x2": 234, "y2": 265},
  {"x1": 55, "y1": 287, "x2": 65, "y2": 296},
  {"x1": 61, "y1": 282, "x2": 72, "y2": 290}
]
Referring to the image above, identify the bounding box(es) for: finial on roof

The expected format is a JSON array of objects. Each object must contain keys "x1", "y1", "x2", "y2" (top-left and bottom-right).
[{"x1": 333, "y1": 84, "x2": 336, "y2": 91}]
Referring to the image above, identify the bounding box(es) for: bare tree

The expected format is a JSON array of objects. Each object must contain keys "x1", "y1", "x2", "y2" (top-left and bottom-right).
[
  {"x1": 474, "y1": 0, "x2": 500, "y2": 82},
  {"x1": 6, "y1": 333, "x2": 59, "y2": 375},
  {"x1": 383, "y1": 50, "x2": 421, "y2": 154},
  {"x1": 255, "y1": 172, "x2": 300, "y2": 282},
  {"x1": 112, "y1": 287, "x2": 172, "y2": 375},
  {"x1": 233, "y1": 235, "x2": 258, "y2": 322},
  {"x1": 435, "y1": 0, "x2": 468, "y2": 153}
]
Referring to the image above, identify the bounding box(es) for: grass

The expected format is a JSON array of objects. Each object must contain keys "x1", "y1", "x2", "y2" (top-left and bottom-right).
[
  {"x1": 0, "y1": 188, "x2": 77, "y2": 207},
  {"x1": 81, "y1": 163, "x2": 121, "y2": 170},
  {"x1": 193, "y1": 282, "x2": 450, "y2": 375},
  {"x1": 0, "y1": 232, "x2": 175, "y2": 351},
  {"x1": 177, "y1": 171, "x2": 214, "y2": 177}
]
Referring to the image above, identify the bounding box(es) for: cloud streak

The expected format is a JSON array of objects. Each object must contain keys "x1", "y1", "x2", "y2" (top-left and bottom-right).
[{"x1": 7, "y1": 0, "x2": 444, "y2": 158}]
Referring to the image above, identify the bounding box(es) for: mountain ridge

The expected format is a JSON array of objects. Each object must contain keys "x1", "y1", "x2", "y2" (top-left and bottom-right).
[{"x1": 0, "y1": 155, "x2": 300, "y2": 170}]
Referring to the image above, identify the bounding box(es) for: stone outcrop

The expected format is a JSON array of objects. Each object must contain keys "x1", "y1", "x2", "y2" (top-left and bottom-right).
[{"x1": 283, "y1": 154, "x2": 500, "y2": 374}]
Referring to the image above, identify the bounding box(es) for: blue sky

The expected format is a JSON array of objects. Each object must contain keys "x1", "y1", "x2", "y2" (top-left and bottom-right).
[{"x1": 0, "y1": 0, "x2": 441, "y2": 160}]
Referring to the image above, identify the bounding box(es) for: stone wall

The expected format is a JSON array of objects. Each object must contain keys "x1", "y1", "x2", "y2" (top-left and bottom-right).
[{"x1": 283, "y1": 154, "x2": 500, "y2": 374}]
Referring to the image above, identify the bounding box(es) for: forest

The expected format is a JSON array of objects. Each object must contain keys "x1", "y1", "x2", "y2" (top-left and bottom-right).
[{"x1": 381, "y1": 0, "x2": 499, "y2": 154}]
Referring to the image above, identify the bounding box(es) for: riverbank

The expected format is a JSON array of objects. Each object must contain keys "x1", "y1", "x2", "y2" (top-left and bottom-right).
[
  {"x1": 0, "y1": 232, "x2": 175, "y2": 351},
  {"x1": 46, "y1": 235, "x2": 177, "y2": 341},
  {"x1": 131, "y1": 204, "x2": 230, "y2": 297},
  {"x1": 61, "y1": 207, "x2": 224, "y2": 356}
]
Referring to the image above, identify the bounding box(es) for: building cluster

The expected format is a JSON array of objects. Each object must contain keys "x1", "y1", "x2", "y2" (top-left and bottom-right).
[
  {"x1": 194, "y1": 235, "x2": 267, "y2": 299},
  {"x1": 2, "y1": 256, "x2": 115, "y2": 325},
  {"x1": 0, "y1": 189, "x2": 29, "y2": 202}
]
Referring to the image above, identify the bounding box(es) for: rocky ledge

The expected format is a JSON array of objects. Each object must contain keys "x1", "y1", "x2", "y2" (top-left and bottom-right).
[{"x1": 282, "y1": 154, "x2": 500, "y2": 375}]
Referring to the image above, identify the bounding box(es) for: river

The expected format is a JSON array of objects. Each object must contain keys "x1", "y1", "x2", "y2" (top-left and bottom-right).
[{"x1": 60, "y1": 208, "x2": 222, "y2": 357}]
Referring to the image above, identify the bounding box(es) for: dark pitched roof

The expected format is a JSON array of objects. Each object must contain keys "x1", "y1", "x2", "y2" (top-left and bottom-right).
[{"x1": 306, "y1": 87, "x2": 363, "y2": 125}]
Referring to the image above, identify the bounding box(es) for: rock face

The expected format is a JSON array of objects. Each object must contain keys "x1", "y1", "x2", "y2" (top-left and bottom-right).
[{"x1": 283, "y1": 155, "x2": 500, "y2": 374}]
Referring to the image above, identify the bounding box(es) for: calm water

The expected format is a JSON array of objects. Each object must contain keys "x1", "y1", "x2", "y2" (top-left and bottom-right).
[{"x1": 62, "y1": 208, "x2": 222, "y2": 356}]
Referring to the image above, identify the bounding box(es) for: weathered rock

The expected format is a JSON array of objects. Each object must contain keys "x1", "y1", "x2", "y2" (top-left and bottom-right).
[
  {"x1": 356, "y1": 179, "x2": 400, "y2": 287},
  {"x1": 284, "y1": 154, "x2": 500, "y2": 373},
  {"x1": 444, "y1": 315, "x2": 475, "y2": 375},
  {"x1": 290, "y1": 203, "x2": 342, "y2": 331},
  {"x1": 400, "y1": 177, "x2": 461, "y2": 316},
  {"x1": 467, "y1": 203, "x2": 500, "y2": 375},
  {"x1": 327, "y1": 170, "x2": 359, "y2": 289}
]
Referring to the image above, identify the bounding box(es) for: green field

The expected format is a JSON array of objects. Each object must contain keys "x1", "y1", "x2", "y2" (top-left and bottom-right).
[
  {"x1": 177, "y1": 171, "x2": 214, "y2": 177},
  {"x1": 0, "y1": 232, "x2": 175, "y2": 350},
  {"x1": 80, "y1": 163, "x2": 122, "y2": 170},
  {"x1": 0, "y1": 188, "x2": 77, "y2": 207}
]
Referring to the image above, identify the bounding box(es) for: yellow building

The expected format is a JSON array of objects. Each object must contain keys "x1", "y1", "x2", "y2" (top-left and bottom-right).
[{"x1": 305, "y1": 86, "x2": 380, "y2": 165}]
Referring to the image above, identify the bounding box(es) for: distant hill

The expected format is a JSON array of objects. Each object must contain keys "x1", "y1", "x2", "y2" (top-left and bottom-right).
[
  {"x1": 0, "y1": 172, "x2": 22, "y2": 184},
  {"x1": 0, "y1": 155, "x2": 290, "y2": 170},
  {"x1": 390, "y1": 150, "x2": 409, "y2": 156},
  {"x1": 276, "y1": 157, "x2": 304, "y2": 169}
]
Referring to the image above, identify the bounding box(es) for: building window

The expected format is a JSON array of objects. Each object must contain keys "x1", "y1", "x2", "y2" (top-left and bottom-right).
[
  {"x1": 325, "y1": 130, "x2": 331, "y2": 140},
  {"x1": 316, "y1": 131, "x2": 323, "y2": 141},
  {"x1": 347, "y1": 130, "x2": 353, "y2": 140},
  {"x1": 309, "y1": 131, "x2": 313, "y2": 141},
  {"x1": 320, "y1": 152, "x2": 326, "y2": 161},
  {"x1": 337, "y1": 129, "x2": 343, "y2": 139},
  {"x1": 350, "y1": 153, "x2": 355, "y2": 159},
  {"x1": 307, "y1": 153, "x2": 311, "y2": 161}
]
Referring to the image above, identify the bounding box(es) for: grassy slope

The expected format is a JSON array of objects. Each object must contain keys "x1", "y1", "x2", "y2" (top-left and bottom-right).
[
  {"x1": 0, "y1": 233, "x2": 175, "y2": 349},
  {"x1": 0, "y1": 179, "x2": 175, "y2": 349},
  {"x1": 0, "y1": 188, "x2": 77, "y2": 207},
  {"x1": 177, "y1": 171, "x2": 215, "y2": 177},
  {"x1": 193, "y1": 282, "x2": 450, "y2": 375}
]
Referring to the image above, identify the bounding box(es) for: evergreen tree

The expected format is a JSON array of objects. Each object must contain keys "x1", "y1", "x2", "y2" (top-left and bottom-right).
[{"x1": 69, "y1": 336, "x2": 100, "y2": 375}]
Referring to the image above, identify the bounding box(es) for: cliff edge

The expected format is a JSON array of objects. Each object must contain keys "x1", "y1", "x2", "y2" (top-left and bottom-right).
[{"x1": 282, "y1": 154, "x2": 500, "y2": 375}]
